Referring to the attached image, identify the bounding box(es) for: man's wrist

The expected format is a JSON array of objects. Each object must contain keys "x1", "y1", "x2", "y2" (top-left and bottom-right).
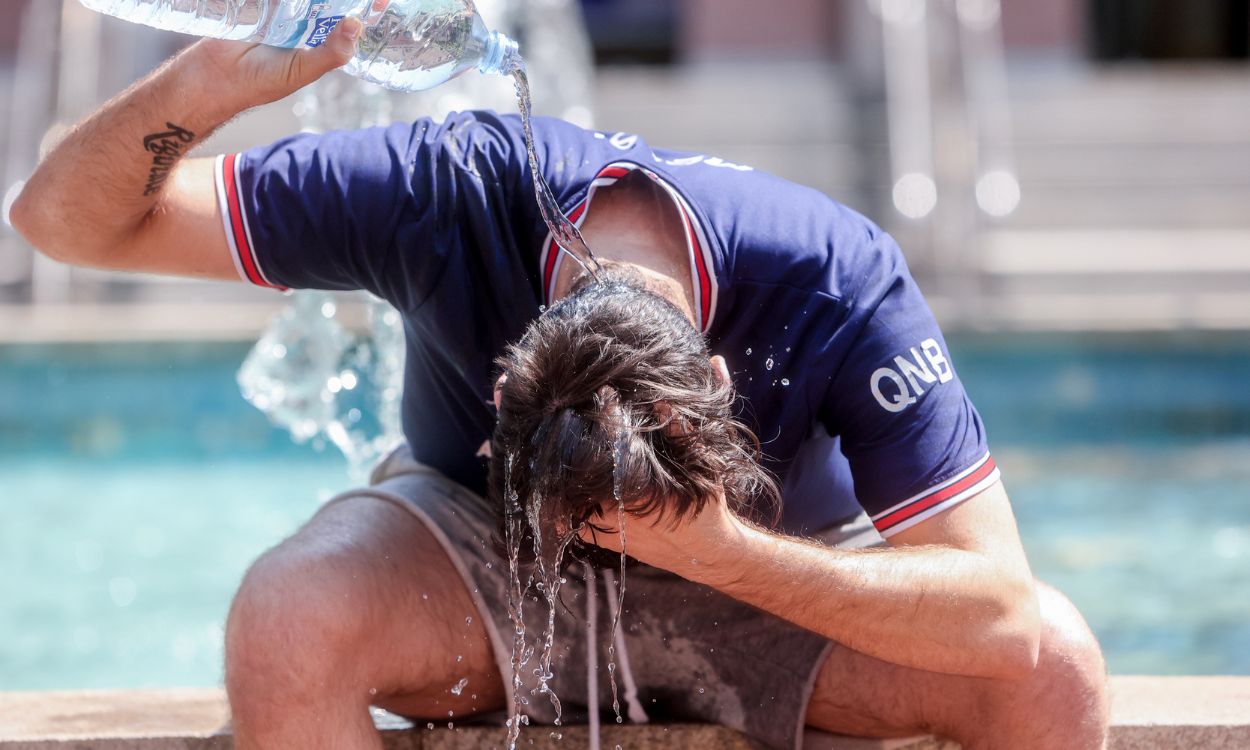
[
  {"x1": 170, "y1": 42, "x2": 264, "y2": 122},
  {"x1": 680, "y1": 514, "x2": 767, "y2": 590}
]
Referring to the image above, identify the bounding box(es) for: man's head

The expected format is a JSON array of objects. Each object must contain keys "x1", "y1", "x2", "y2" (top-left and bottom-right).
[{"x1": 489, "y1": 264, "x2": 778, "y2": 554}]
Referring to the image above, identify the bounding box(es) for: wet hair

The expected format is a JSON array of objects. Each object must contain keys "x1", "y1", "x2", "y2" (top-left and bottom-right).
[{"x1": 488, "y1": 265, "x2": 779, "y2": 561}]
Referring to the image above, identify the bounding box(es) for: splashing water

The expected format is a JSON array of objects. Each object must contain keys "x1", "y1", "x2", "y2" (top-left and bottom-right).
[
  {"x1": 237, "y1": 293, "x2": 404, "y2": 482},
  {"x1": 502, "y1": 451, "x2": 578, "y2": 749},
  {"x1": 511, "y1": 66, "x2": 601, "y2": 282},
  {"x1": 605, "y1": 442, "x2": 629, "y2": 724},
  {"x1": 527, "y1": 492, "x2": 579, "y2": 724},
  {"x1": 503, "y1": 454, "x2": 531, "y2": 750}
]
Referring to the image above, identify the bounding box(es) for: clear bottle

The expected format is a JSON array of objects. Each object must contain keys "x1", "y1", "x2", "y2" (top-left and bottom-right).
[{"x1": 77, "y1": 0, "x2": 521, "y2": 92}]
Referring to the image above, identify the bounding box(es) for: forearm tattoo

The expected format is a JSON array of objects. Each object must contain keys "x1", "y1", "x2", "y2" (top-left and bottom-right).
[{"x1": 141, "y1": 123, "x2": 196, "y2": 196}]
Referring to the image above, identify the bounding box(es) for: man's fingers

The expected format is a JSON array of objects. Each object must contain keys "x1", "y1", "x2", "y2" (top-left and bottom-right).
[
  {"x1": 291, "y1": 17, "x2": 362, "y2": 84},
  {"x1": 331, "y1": 17, "x2": 365, "y2": 59}
]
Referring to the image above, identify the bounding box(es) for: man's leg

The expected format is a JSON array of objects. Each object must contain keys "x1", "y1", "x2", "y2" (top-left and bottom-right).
[
  {"x1": 805, "y1": 582, "x2": 1109, "y2": 750},
  {"x1": 224, "y1": 496, "x2": 507, "y2": 750}
]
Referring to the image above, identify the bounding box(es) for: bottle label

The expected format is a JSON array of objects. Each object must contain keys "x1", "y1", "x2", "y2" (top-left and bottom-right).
[
  {"x1": 273, "y1": 3, "x2": 346, "y2": 49},
  {"x1": 305, "y1": 14, "x2": 345, "y2": 48}
]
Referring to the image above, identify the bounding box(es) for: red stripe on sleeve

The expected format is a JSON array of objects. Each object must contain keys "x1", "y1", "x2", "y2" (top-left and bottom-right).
[
  {"x1": 875, "y1": 457, "x2": 999, "y2": 533},
  {"x1": 681, "y1": 208, "x2": 712, "y2": 329},
  {"x1": 222, "y1": 154, "x2": 266, "y2": 288}
]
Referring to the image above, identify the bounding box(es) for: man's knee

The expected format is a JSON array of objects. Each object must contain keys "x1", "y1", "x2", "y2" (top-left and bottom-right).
[
  {"x1": 225, "y1": 537, "x2": 382, "y2": 702},
  {"x1": 1034, "y1": 584, "x2": 1108, "y2": 725},
  {"x1": 975, "y1": 583, "x2": 1108, "y2": 748}
]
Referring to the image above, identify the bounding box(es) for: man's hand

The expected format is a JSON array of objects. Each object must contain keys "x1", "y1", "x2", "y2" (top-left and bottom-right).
[
  {"x1": 577, "y1": 491, "x2": 749, "y2": 582},
  {"x1": 191, "y1": 17, "x2": 364, "y2": 110}
]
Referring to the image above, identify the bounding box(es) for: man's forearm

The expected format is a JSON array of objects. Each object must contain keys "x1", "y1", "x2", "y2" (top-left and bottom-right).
[
  {"x1": 11, "y1": 45, "x2": 245, "y2": 262},
  {"x1": 12, "y1": 22, "x2": 361, "y2": 267},
  {"x1": 684, "y1": 521, "x2": 1041, "y2": 680}
]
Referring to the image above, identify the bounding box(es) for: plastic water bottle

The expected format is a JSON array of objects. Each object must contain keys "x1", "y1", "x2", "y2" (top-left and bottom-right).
[{"x1": 77, "y1": 0, "x2": 521, "y2": 92}]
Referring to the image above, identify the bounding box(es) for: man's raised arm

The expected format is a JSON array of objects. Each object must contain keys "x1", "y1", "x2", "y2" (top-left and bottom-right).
[{"x1": 10, "y1": 19, "x2": 362, "y2": 279}]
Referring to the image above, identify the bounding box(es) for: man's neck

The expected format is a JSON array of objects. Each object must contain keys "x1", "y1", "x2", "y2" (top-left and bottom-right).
[{"x1": 550, "y1": 171, "x2": 696, "y2": 324}]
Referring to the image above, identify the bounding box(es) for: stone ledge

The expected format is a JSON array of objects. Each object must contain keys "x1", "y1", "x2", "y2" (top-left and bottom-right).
[{"x1": 0, "y1": 677, "x2": 1247, "y2": 749}]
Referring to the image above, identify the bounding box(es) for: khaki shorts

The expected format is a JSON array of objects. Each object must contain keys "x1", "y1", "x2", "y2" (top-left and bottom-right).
[{"x1": 327, "y1": 445, "x2": 884, "y2": 750}]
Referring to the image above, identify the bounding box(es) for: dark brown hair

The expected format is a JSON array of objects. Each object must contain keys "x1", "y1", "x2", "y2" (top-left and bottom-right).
[{"x1": 488, "y1": 266, "x2": 779, "y2": 560}]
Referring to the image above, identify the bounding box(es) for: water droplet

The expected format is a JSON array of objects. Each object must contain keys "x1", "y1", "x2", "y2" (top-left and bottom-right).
[
  {"x1": 745, "y1": 347, "x2": 753, "y2": 355},
  {"x1": 451, "y1": 678, "x2": 469, "y2": 696},
  {"x1": 422, "y1": 593, "x2": 429, "y2": 600},
  {"x1": 465, "y1": 616, "x2": 473, "y2": 626},
  {"x1": 781, "y1": 378, "x2": 790, "y2": 387},
  {"x1": 427, "y1": 722, "x2": 435, "y2": 730},
  {"x1": 785, "y1": 346, "x2": 791, "y2": 352},
  {"x1": 456, "y1": 654, "x2": 463, "y2": 663},
  {"x1": 765, "y1": 357, "x2": 774, "y2": 370},
  {"x1": 321, "y1": 301, "x2": 336, "y2": 318},
  {"x1": 368, "y1": 687, "x2": 377, "y2": 696},
  {"x1": 698, "y1": 687, "x2": 706, "y2": 694},
  {"x1": 550, "y1": 732, "x2": 562, "y2": 740}
]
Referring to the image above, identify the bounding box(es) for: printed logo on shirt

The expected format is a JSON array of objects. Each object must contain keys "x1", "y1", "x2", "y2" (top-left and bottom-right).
[
  {"x1": 592, "y1": 132, "x2": 755, "y2": 171},
  {"x1": 870, "y1": 338, "x2": 953, "y2": 413}
]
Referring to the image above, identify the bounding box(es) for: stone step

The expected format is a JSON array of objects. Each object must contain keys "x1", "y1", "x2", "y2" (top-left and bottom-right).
[
  {"x1": 1, "y1": 677, "x2": 1247, "y2": 749},
  {"x1": 1013, "y1": 142, "x2": 1250, "y2": 187},
  {"x1": 980, "y1": 230, "x2": 1250, "y2": 275},
  {"x1": 1008, "y1": 67, "x2": 1250, "y2": 145}
]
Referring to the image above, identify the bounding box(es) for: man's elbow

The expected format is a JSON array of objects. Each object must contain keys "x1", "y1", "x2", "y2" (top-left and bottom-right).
[
  {"x1": 10, "y1": 184, "x2": 100, "y2": 265},
  {"x1": 9, "y1": 185, "x2": 63, "y2": 262},
  {"x1": 8, "y1": 187, "x2": 38, "y2": 246}
]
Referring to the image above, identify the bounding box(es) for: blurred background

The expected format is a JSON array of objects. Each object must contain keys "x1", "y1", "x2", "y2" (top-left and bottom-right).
[{"x1": 1, "y1": 0, "x2": 1248, "y2": 691}]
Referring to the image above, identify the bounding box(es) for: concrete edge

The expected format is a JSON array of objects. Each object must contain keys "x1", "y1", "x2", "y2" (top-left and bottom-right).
[{"x1": 1, "y1": 677, "x2": 1248, "y2": 749}]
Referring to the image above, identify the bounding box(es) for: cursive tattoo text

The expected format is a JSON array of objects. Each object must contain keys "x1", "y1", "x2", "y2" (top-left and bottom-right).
[{"x1": 141, "y1": 123, "x2": 196, "y2": 196}]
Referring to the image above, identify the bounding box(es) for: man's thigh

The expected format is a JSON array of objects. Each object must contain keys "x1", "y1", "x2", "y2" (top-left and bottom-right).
[{"x1": 226, "y1": 492, "x2": 507, "y2": 720}]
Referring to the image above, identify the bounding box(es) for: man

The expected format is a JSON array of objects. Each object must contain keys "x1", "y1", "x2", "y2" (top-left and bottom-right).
[{"x1": 12, "y1": 20, "x2": 1108, "y2": 750}]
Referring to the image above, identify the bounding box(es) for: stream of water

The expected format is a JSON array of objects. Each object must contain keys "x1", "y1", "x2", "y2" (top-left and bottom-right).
[
  {"x1": 510, "y1": 66, "x2": 601, "y2": 282},
  {"x1": 498, "y1": 57, "x2": 624, "y2": 748}
]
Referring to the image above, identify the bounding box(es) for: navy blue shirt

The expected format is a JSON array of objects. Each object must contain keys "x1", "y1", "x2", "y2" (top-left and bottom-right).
[{"x1": 215, "y1": 111, "x2": 998, "y2": 537}]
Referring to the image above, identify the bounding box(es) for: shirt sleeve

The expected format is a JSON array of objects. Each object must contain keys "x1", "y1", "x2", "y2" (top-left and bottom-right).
[
  {"x1": 213, "y1": 112, "x2": 526, "y2": 309},
  {"x1": 819, "y1": 235, "x2": 999, "y2": 539}
]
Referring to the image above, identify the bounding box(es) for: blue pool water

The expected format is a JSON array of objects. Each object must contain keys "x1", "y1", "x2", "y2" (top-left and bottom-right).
[{"x1": 1, "y1": 335, "x2": 1248, "y2": 689}]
